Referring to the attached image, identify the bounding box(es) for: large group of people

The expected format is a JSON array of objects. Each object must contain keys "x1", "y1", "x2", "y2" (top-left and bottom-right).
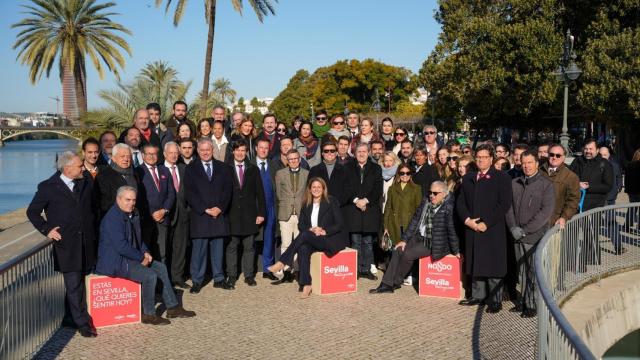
[{"x1": 26, "y1": 99, "x2": 638, "y2": 338}]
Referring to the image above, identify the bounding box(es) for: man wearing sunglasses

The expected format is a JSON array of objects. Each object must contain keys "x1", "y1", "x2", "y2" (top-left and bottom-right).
[
  {"x1": 309, "y1": 141, "x2": 348, "y2": 203},
  {"x1": 369, "y1": 181, "x2": 460, "y2": 294},
  {"x1": 422, "y1": 125, "x2": 441, "y2": 156},
  {"x1": 312, "y1": 109, "x2": 331, "y2": 138},
  {"x1": 540, "y1": 144, "x2": 580, "y2": 229}
]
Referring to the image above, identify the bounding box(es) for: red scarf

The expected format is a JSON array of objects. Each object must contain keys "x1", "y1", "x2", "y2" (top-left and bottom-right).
[
  {"x1": 299, "y1": 135, "x2": 318, "y2": 159},
  {"x1": 141, "y1": 128, "x2": 152, "y2": 142}
]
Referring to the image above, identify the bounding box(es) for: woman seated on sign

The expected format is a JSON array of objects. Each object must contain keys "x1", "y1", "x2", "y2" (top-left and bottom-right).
[
  {"x1": 369, "y1": 180, "x2": 460, "y2": 294},
  {"x1": 268, "y1": 177, "x2": 348, "y2": 298}
]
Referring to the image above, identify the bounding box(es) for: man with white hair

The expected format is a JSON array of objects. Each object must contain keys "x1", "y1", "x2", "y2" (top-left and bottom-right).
[
  {"x1": 369, "y1": 181, "x2": 460, "y2": 294},
  {"x1": 422, "y1": 125, "x2": 440, "y2": 163},
  {"x1": 27, "y1": 151, "x2": 98, "y2": 337},
  {"x1": 95, "y1": 143, "x2": 138, "y2": 218}
]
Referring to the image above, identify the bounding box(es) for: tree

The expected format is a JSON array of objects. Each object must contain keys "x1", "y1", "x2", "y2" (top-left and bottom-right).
[
  {"x1": 12, "y1": 0, "x2": 131, "y2": 121},
  {"x1": 82, "y1": 61, "x2": 190, "y2": 130},
  {"x1": 211, "y1": 77, "x2": 237, "y2": 107},
  {"x1": 270, "y1": 60, "x2": 417, "y2": 124},
  {"x1": 156, "y1": 0, "x2": 276, "y2": 119},
  {"x1": 235, "y1": 97, "x2": 246, "y2": 112}
]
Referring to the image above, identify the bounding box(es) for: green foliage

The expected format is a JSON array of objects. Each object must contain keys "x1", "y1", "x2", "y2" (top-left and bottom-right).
[
  {"x1": 81, "y1": 61, "x2": 190, "y2": 130},
  {"x1": 419, "y1": 0, "x2": 562, "y2": 128},
  {"x1": 270, "y1": 60, "x2": 417, "y2": 125},
  {"x1": 211, "y1": 78, "x2": 237, "y2": 107}
]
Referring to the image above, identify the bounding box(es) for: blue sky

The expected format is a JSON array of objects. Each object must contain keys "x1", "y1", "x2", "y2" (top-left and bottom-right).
[{"x1": 0, "y1": 0, "x2": 441, "y2": 113}]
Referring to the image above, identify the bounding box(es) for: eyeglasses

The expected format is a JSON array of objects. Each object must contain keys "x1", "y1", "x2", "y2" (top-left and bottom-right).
[
  {"x1": 425, "y1": 131, "x2": 436, "y2": 135},
  {"x1": 447, "y1": 156, "x2": 459, "y2": 161},
  {"x1": 398, "y1": 171, "x2": 411, "y2": 176},
  {"x1": 322, "y1": 149, "x2": 337, "y2": 154},
  {"x1": 428, "y1": 191, "x2": 442, "y2": 196},
  {"x1": 316, "y1": 116, "x2": 327, "y2": 121},
  {"x1": 277, "y1": 128, "x2": 286, "y2": 133},
  {"x1": 394, "y1": 132, "x2": 406, "y2": 136},
  {"x1": 548, "y1": 152, "x2": 563, "y2": 158},
  {"x1": 287, "y1": 157, "x2": 300, "y2": 161},
  {"x1": 333, "y1": 121, "x2": 344, "y2": 125}
]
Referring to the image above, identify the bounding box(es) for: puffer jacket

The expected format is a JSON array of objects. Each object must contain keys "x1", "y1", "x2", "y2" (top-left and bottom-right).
[
  {"x1": 569, "y1": 155, "x2": 613, "y2": 211},
  {"x1": 402, "y1": 193, "x2": 460, "y2": 261},
  {"x1": 506, "y1": 172, "x2": 555, "y2": 245}
]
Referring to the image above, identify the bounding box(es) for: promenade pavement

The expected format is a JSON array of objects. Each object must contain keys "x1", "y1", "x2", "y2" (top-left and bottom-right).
[{"x1": 35, "y1": 273, "x2": 536, "y2": 359}]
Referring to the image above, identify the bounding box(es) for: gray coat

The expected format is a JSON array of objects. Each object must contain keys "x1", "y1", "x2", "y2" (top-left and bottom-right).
[{"x1": 506, "y1": 172, "x2": 555, "y2": 245}]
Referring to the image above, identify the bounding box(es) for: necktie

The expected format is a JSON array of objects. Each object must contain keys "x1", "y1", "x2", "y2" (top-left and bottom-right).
[
  {"x1": 133, "y1": 151, "x2": 140, "y2": 167},
  {"x1": 171, "y1": 165, "x2": 179, "y2": 192},
  {"x1": 478, "y1": 172, "x2": 487, "y2": 180},
  {"x1": 205, "y1": 162, "x2": 212, "y2": 181},
  {"x1": 72, "y1": 179, "x2": 81, "y2": 200},
  {"x1": 237, "y1": 164, "x2": 244, "y2": 188},
  {"x1": 150, "y1": 166, "x2": 160, "y2": 191},
  {"x1": 260, "y1": 161, "x2": 266, "y2": 174}
]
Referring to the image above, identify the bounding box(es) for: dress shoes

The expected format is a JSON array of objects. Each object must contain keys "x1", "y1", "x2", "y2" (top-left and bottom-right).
[
  {"x1": 520, "y1": 308, "x2": 537, "y2": 318},
  {"x1": 272, "y1": 271, "x2": 294, "y2": 285},
  {"x1": 244, "y1": 277, "x2": 257, "y2": 286},
  {"x1": 173, "y1": 281, "x2": 191, "y2": 289},
  {"x1": 458, "y1": 298, "x2": 483, "y2": 306},
  {"x1": 369, "y1": 284, "x2": 394, "y2": 294},
  {"x1": 298, "y1": 285, "x2": 304, "y2": 292},
  {"x1": 359, "y1": 271, "x2": 378, "y2": 281},
  {"x1": 509, "y1": 304, "x2": 524, "y2": 313},
  {"x1": 141, "y1": 314, "x2": 171, "y2": 325},
  {"x1": 78, "y1": 326, "x2": 97, "y2": 338},
  {"x1": 485, "y1": 302, "x2": 503, "y2": 314},
  {"x1": 166, "y1": 305, "x2": 196, "y2": 318},
  {"x1": 223, "y1": 278, "x2": 236, "y2": 290},
  {"x1": 189, "y1": 283, "x2": 202, "y2": 294},
  {"x1": 262, "y1": 272, "x2": 278, "y2": 281},
  {"x1": 213, "y1": 280, "x2": 225, "y2": 289}
]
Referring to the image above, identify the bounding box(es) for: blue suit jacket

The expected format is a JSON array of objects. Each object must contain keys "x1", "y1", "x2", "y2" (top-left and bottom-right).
[
  {"x1": 135, "y1": 163, "x2": 176, "y2": 225},
  {"x1": 184, "y1": 159, "x2": 233, "y2": 238},
  {"x1": 95, "y1": 205, "x2": 149, "y2": 278}
]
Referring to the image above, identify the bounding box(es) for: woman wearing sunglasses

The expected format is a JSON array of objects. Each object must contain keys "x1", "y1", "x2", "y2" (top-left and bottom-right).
[
  {"x1": 391, "y1": 127, "x2": 408, "y2": 154},
  {"x1": 327, "y1": 114, "x2": 350, "y2": 141}
]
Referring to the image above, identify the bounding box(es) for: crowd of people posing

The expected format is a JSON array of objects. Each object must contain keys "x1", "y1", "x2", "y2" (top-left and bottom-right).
[{"x1": 27, "y1": 100, "x2": 640, "y2": 337}]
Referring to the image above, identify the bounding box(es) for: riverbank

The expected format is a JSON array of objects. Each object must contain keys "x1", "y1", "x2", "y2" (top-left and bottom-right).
[{"x1": 0, "y1": 207, "x2": 27, "y2": 232}]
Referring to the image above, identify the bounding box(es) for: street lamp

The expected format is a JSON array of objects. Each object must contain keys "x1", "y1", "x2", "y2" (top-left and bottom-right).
[{"x1": 552, "y1": 29, "x2": 582, "y2": 151}]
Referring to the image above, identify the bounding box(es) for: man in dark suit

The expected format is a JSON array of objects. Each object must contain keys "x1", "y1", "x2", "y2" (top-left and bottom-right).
[
  {"x1": 226, "y1": 140, "x2": 266, "y2": 288},
  {"x1": 96, "y1": 130, "x2": 117, "y2": 166},
  {"x1": 184, "y1": 137, "x2": 233, "y2": 293},
  {"x1": 309, "y1": 140, "x2": 348, "y2": 204},
  {"x1": 81, "y1": 137, "x2": 103, "y2": 180},
  {"x1": 253, "y1": 138, "x2": 280, "y2": 281},
  {"x1": 119, "y1": 109, "x2": 164, "y2": 164},
  {"x1": 411, "y1": 146, "x2": 439, "y2": 195},
  {"x1": 457, "y1": 144, "x2": 513, "y2": 313},
  {"x1": 163, "y1": 141, "x2": 190, "y2": 288},
  {"x1": 255, "y1": 114, "x2": 282, "y2": 159},
  {"x1": 166, "y1": 100, "x2": 196, "y2": 139},
  {"x1": 135, "y1": 144, "x2": 175, "y2": 264},
  {"x1": 147, "y1": 102, "x2": 174, "y2": 149},
  {"x1": 94, "y1": 143, "x2": 138, "y2": 218},
  {"x1": 27, "y1": 151, "x2": 97, "y2": 337},
  {"x1": 344, "y1": 143, "x2": 383, "y2": 280}
]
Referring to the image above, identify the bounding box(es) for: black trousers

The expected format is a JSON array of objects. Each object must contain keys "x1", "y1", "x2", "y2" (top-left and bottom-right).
[
  {"x1": 62, "y1": 271, "x2": 91, "y2": 328},
  {"x1": 471, "y1": 277, "x2": 503, "y2": 304},
  {"x1": 226, "y1": 234, "x2": 256, "y2": 279},
  {"x1": 381, "y1": 240, "x2": 430, "y2": 287},
  {"x1": 168, "y1": 220, "x2": 189, "y2": 282},
  {"x1": 280, "y1": 230, "x2": 334, "y2": 286},
  {"x1": 143, "y1": 221, "x2": 169, "y2": 263}
]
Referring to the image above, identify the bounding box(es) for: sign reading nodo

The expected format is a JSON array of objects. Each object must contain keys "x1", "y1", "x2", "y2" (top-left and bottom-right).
[
  {"x1": 86, "y1": 275, "x2": 141, "y2": 328},
  {"x1": 419, "y1": 255, "x2": 462, "y2": 299}
]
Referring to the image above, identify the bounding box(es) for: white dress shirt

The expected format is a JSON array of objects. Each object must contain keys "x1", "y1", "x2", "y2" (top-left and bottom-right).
[{"x1": 311, "y1": 202, "x2": 320, "y2": 228}]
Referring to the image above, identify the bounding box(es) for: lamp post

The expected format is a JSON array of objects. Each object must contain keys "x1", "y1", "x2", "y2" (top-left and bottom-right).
[{"x1": 553, "y1": 29, "x2": 582, "y2": 151}]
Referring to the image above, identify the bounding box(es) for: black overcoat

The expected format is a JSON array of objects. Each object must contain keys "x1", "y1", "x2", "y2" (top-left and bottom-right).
[
  {"x1": 456, "y1": 167, "x2": 512, "y2": 277},
  {"x1": 297, "y1": 196, "x2": 349, "y2": 256},
  {"x1": 308, "y1": 162, "x2": 349, "y2": 206},
  {"x1": 228, "y1": 161, "x2": 266, "y2": 236},
  {"x1": 94, "y1": 166, "x2": 137, "y2": 218},
  {"x1": 26, "y1": 173, "x2": 97, "y2": 272},
  {"x1": 343, "y1": 160, "x2": 383, "y2": 233},
  {"x1": 184, "y1": 159, "x2": 232, "y2": 239}
]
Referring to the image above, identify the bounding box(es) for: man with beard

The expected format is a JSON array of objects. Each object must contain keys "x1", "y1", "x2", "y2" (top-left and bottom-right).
[
  {"x1": 120, "y1": 109, "x2": 164, "y2": 164},
  {"x1": 397, "y1": 139, "x2": 415, "y2": 167},
  {"x1": 121, "y1": 127, "x2": 144, "y2": 168},
  {"x1": 166, "y1": 101, "x2": 196, "y2": 139},
  {"x1": 147, "y1": 102, "x2": 174, "y2": 148},
  {"x1": 370, "y1": 140, "x2": 385, "y2": 163},
  {"x1": 256, "y1": 113, "x2": 281, "y2": 159},
  {"x1": 177, "y1": 137, "x2": 196, "y2": 165}
]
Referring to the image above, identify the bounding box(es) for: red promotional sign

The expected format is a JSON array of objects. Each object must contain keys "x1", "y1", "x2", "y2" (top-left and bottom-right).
[
  {"x1": 86, "y1": 275, "x2": 141, "y2": 328},
  {"x1": 418, "y1": 255, "x2": 462, "y2": 299},
  {"x1": 311, "y1": 248, "x2": 357, "y2": 295}
]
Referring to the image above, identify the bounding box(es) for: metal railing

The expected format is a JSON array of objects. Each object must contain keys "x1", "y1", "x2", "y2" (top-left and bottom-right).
[
  {"x1": 0, "y1": 239, "x2": 65, "y2": 360},
  {"x1": 535, "y1": 202, "x2": 640, "y2": 359}
]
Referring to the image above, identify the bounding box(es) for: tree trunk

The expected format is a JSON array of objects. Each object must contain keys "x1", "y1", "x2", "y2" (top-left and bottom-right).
[
  {"x1": 200, "y1": 0, "x2": 217, "y2": 120},
  {"x1": 74, "y1": 64, "x2": 88, "y2": 124},
  {"x1": 62, "y1": 63, "x2": 78, "y2": 122}
]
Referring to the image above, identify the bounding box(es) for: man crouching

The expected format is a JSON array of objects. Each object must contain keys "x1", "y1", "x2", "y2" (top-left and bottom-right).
[{"x1": 96, "y1": 185, "x2": 196, "y2": 325}]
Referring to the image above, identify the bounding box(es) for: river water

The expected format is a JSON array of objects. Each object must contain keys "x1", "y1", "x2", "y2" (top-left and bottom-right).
[{"x1": 0, "y1": 139, "x2": 78, "y2": 215}]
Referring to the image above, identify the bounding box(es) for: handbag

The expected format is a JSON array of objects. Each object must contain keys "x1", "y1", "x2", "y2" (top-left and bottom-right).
[{"x1": 380, "y1": 232, "x2": 394, "y2": 251}]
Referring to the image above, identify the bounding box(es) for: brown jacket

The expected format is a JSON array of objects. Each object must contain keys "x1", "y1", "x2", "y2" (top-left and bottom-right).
[{"x1": 541, "y1": 163, "x2": 581, "y2": 224}]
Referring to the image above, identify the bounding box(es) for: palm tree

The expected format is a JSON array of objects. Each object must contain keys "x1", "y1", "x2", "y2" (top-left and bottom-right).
[
  {"x1": 156, "y1": 0, "x2": 276, "y2": 119},
  {"x1": 212, "y1": 77, "x2": 237, "y2": 107},
  {"x1": 12, "y1": 0, "x2": 131, "y2": 122}
]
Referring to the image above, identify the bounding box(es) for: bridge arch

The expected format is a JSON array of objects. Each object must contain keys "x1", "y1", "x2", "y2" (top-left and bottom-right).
[{"x1": 0, "y1": 128, "x2": 84, "y2": 146}]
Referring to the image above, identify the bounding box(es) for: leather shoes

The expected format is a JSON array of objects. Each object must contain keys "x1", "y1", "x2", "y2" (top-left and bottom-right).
[
  {"x1": 213, "y1": 280, "x2": 225, "y2": 289},
  {"x1": 189, "y1": 283, "x2": 202, "y2": 294},
  {"x1": 141, "y1": 314, "x2": 171, "y2": 325},
  {"x1": 486, "y1": 302, "x2": 502, "y2": 314},
  {"x1": 166, "y1": 305, "x2": 196, "y2": 318},
  {"x1": 459, "y1": 298, "x2": 483, "y2": 306},
  {"x1": 262, "y1": 272, "x2": 278, "y2": 281},
  {"x1": 173, "y1": 281, "x2": 191, "y2": 289},
  {"x1": 509, "y1": 304, "x2": 524, "y2": 313},
  {"x1": 359, "y1": 271, "x2": 378, "y2": 281},
  {"x1": 283, "y1": 270, "x2": 295, "y2": 283},
  {"x1": 521, "y1": 308, "x2": 537, "y2": 318},
  {"x1": 78, "y1": 326, "x2": 97, "y2": 338},
  {"x1": 369, "y1": 284, "x2": 394, "y2": 294},
  {"x1": 223, "y1": 278, "x2": 236, "y2": 290},
  {"x1": 244, "y1": 277, "x2": 257, "y2": 286}
]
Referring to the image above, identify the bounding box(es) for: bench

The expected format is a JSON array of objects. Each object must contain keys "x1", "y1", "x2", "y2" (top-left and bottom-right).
[
  {"x1": 310, "y1": 248, "x2": 358, "y2": 295},
  {"x1": 86, "y1": 274, "x2": 141, "y2": 328}
]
